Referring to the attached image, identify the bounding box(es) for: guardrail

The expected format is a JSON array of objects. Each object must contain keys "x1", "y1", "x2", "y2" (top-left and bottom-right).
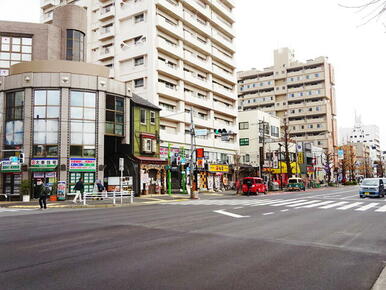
[{"x1": 83, "y1": 191, "x2": 134, "y2": 206}]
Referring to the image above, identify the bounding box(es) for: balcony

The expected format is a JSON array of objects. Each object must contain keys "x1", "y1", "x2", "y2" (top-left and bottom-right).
[
  {"x1": 156, "y1": 15, "x2": 183, "y2": 39},
  {"x1": 212, "y1": 83, "x2": 235, "y2": 100},
  {"x1": 99, "y1": 6, "x2": 115, "y2": 21},
  {"x1": 98, "y1": 46, "x2": 114, "y2": 60},
  {"x1": 184, "y1": 92, "x2": 212, "y2": 108},
  {"x1": 41, "y1": 0, "x2": 58, "y2": 9},
  {"x1": 183, "y1": 31, "x2": 211, "y2": 54},
  {"x1": 184, "y1": 0, "x2": 211, "y2": 19},
  {"x1": 41, "y1": 12, "x2": 53, "y2": 24},
  {"x1": 156, "y1": 37, "x2": 183, "y2": 59},
  {"x1": 211, "y1": 47, "x2": 235, "y2": 68},
  {"x1": 157, "y1": 61, "x2": 184, "y2": 79},
  {"x1": 183, "y1": 51, "x2": 211, "y2": 72},
  {"x1": 194, "y1": 137, "x2": 214, "y2": 148},
  {"x1": 187, "y1": 113, "x2": 212, "y2": 128},
  {"x1": 210, "y1": 0, "x2": 234, "y2": 22},
  {"x1": 212, "y1": 14, "x2": 234, "y2": 36},
  {"x1": 160, "y1": 109, "x2": 185, "y2": 122},
  {"x1": 157, "y1": 83, "x2": 183, "y2": 101},
  {"x1": 214, "y1": 138, "x2": 237, "y2": 151},
  {"x1": 117, "y1": 0, "x2": 147, "y2": 20},
  {"x1": 98, "y1": 26, "x2": 114, "y2": 41},
  {"x1": 183, "y1": 11, "x2": 211, "y2": 36},
  {"x1": 211, "y1": 30, "x2": 235, "y2": 52},
  {"x1": 160, "y1": 131, "x2": 185, "y2": 144},
  {"x1": 118, "y1": 43, "x2": 146, "y2": 62},
  {"x1": 156, "y1": 0, "x2": 183, "y2": 19},
  {"x1": 212, "y1": 101, "x2": 237, "y2": 116},
  {"x1": 212, "y1": 65, "x2": 235, "y2": 83},
  {"x1": 184, "y1": 72, "x2": 211, "y2": 90}
]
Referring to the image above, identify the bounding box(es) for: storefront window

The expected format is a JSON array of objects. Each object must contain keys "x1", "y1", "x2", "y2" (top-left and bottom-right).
[
  {"x1": 105, "y1": 94, "x2": 124, "y2": 136},
  {"x1": 70, "y1": 91, "x2": 96, "y2": 156},
  {"x1": 5, "y1": 91, "x2": 24, "y2": 146},
  {"x1": 33, "y1": 90, "x2": 60, "y2": 157},
  {"x1": 66, "y1": 30, "x2": 85, "y2": 62},
  {"x1": 0, "y1": 36, "x2": 32, "y2": 76}
]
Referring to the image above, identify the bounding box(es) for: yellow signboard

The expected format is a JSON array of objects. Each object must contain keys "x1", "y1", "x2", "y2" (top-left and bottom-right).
[
  {"x1": 208, "y1": 164, "x2": 229, "y2": 173},
  {"x1": 271, "y1": 162, "x2": 300, "y2": 174}
]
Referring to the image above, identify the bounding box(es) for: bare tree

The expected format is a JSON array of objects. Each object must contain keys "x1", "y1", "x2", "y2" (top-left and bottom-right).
[
  {"x1": 282, "y1": 116, "x2": 293, "y2": 179},
  {"x1": 340, "y1": 0, "x2": 386, "y2": 28},
  {"x1": 323, "y1": 151, "x2": 334, "y2": 184}
]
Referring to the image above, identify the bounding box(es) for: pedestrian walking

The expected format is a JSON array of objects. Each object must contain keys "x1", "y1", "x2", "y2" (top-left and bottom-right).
[
  {"x1": 73, "y1": 178, "x2": 84, "y2": 203},
  {"x1": 36, "y1": 179, "x2": 49, "y2": 210},
  {"x1": 94, "y1": 179, "x2": 105, "y2": 200}
]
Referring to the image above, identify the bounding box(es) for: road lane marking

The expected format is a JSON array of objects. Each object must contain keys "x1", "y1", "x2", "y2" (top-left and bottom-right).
[
  {"x1": 286, "y1": 200, "x2": 322, "y2": 207},
  {"x1": 214, "y1": 210, "x2": 249, "y2": 218},
  {"x1": 337, "y1": 202, "x2": 363, "y2": 210},
  {"x1": 263, "y1": 212, "x2": 275, "y2": 216},
  {"x1": 355, "y1": 202, "x2": 379, "y2": 211},
  {"x1": 375, "y1": 205, "x2": 386, "y2": 212},
  {"x1": 300, "y1": 201, "x2": 335, "y2": 208},
  {"x1": 270, "y1": 200, "x2": 307, "y2": 206},
  {"x1": 234, "y1": 207, "x2": 243, "y2": 209},
  {"x1": 319, "y1": 201, "x2": 349, "y2": 209},
  {"x1": 280, "y1": 209, "x2": 289, "y2": 212}
]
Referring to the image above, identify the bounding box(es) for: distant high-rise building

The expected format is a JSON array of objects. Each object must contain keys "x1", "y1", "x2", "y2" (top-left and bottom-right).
[
  {"x1": 237, "y1": 48, "x2": 337, "y2": 154},
  {"x1": 41, "y1": 0, "x2": 238, "y2": 165}
]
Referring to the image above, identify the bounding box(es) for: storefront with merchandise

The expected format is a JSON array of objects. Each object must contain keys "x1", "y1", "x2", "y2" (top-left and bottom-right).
[
  {"x1": 68, "y1": 158, "x2": 97, "y2": 194},
  {"x1": 30, "y1": 158, "x2": 58, "y2": 197},
  {"x1": 207, "y1": 164, "x2": 229, "y2": 191},
  {"x1": 1, "y1": 161, "x2": 22, "y2": 198}
]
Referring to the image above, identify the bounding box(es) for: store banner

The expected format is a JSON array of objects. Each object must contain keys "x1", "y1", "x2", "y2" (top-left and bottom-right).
[
  {"x1": 1, "y1": 160, "x2": 21, "y2": 173},
  {"x1": 208, "y1": 164, "x2": 229, "y2": 173},
  {"x1": 30, "y1": 158, "x2": 58, "y2": 171},
  {"x1": 69, "y1": 158, "x2": 96, "y2": 172}
]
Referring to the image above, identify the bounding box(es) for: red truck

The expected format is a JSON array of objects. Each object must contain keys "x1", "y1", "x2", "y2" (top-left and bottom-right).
[{"x1": 242, "y1": 177, "x2": 267, "y2": 195}]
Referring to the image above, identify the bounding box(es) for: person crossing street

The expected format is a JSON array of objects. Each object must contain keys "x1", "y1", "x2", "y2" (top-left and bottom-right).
[{"x1": 73, "y1": 178, "x2": 84, "y2": 203}]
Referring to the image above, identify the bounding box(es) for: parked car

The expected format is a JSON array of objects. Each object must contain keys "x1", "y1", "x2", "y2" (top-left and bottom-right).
[
  {"x1": 359, "y1": 178, "x2": 384, "y2": 198},
  {"x1": 242, "y1": 177, "x2": 267, "y2": 195},
  {"x1": 287, "y1": 177, "x2": 306, "y2": 191}
]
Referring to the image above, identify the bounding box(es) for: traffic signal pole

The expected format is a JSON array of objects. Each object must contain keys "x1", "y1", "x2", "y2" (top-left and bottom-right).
[{"x1": 189, "y1": 108, "x2": 198, "y2": 199}]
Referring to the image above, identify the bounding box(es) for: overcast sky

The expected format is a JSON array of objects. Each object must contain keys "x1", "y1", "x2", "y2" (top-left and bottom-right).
[{"x1": 1, "y1": 0, "x2": 385, "y2": 145}]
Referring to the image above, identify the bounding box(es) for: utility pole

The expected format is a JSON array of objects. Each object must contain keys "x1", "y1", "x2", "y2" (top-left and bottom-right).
[
  {"x1": 189, "y1": 108, "x2": 198, "y2": 199},
  {"x1": 282, "y1": 115, "x2": 293, "y2": 180},
  {"x1": 259, "y1": 119, "x2": 267, "y2": 180},
  {"x1": 278, "y1": 143, "x2": 283, "y2": 190}
]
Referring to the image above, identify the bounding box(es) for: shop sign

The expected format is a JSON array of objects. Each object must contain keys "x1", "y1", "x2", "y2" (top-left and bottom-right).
[
  {"x1": 30, "y1": 158, "x2": 58, "y2": 171},
  {"x1": 307, "y1": 166, "x2": 315, "y2": 173},
  {"x1": 160, "y1": 147, "x2": 179, "y2": 160},
  {"x1": 69, "y1": 158, "x2": 96, "y2": 172},
  {"x1": 208, "y1": 164, "x2": 229, "y2": 173},
  {"x1": 1, "y1": 160, "x2": 21, "y2": 173}
]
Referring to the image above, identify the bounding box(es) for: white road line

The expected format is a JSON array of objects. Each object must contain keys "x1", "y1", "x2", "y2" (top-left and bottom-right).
[
  {"x1": 319, "y1": 201, "x2": 349, "y2": 209},
  {"x1": 280, "y1": 209, "x2": 289, "y2": 212},
  {"x1": 375, "y1": 205, "x2": 386, "y2": 212},
  {"x1": 342, "y1": 195, "x2": 361, "y2": 200},
  {"x1": 355, "y1": 203, "x2": 379, "y2": 211},
  {"x1": 263, "y1": 212, "x2": 275, "y2": 216},
  {"x1": 270, "y1": 200, "x2": 307, "y2": 207},
  {"x1": 214, "y1": 210, "x2": 249, "y2": 218},
  {"x1": 337, "y1": 202, "x2": 364, "y2": 210},
  {"x1": 300, "y1": 201, "x2": 335, "y2": 208},
  {"x1": 286, "y1": 200, "x2": 322, "y2": 207},
  {"x1": 234, "y1": 207, "x2": 243, "y2": 209}
]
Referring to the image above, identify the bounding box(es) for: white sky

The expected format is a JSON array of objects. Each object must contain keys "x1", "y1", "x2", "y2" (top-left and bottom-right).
[{"x1": 0, "y1": 0, "x2": 385, "y2": 145}]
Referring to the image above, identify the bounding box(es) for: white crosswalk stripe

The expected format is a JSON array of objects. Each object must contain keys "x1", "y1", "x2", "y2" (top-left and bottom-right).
[
  {"x1": 375, "y1": 205, "x2": 386, "y2": 212},
  {"x1": 319, "y1": 201, "x2": 349, "y2": 209},
  {"x1": 0, "y1": 208, "x2": 35, "y2": 213},
  {"x1": 337, "y1": 202, "x2": 363, "y2": 210},
  {"x1": 301, "y1": 201, "x2": 335, "y2": 208},
  {"x1": 355, "y1": 203, "x2": 379, "y2": 211},
  {"x1": 167, "y1": 199, "x2": 386, "y2": 213}
]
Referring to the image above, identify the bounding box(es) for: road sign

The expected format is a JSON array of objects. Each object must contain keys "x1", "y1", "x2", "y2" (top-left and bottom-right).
[
  {"x1": 195, "y1": 129, "x2": 208, "y2": 136},
  {"x1": 119, "y1": 158, "x2": 124, "y2": 171}
]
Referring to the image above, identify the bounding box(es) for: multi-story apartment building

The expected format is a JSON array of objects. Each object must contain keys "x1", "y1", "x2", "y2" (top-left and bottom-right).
[
  {"x1": 237, "y1": 48, "x2": 337, "y2": 154},
  {"x1": 41, "y1": 0, "x2": 238, "y2": 166},
  {"x1": 339, "y1": 114, "x2": 381, "y2": 162}
]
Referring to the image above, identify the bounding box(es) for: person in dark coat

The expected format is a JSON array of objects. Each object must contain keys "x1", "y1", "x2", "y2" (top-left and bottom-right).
[
  {"x1": 36, "y1": 179, "x2": 49, "y2": 209},
  {"x1": 73, "y1": 178, "x2": 84, "y2": 203}
]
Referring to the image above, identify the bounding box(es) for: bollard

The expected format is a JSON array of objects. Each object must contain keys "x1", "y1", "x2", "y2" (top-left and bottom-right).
[
  {"x1": 130, "y1": 190, "x2": 133, "y2": 204},
  {"x1": 83, "y1": 193, "x2": 87, "y2": 206},
  {"x1": 113, "y1": 191, "x2": 116, "y2": 205}
]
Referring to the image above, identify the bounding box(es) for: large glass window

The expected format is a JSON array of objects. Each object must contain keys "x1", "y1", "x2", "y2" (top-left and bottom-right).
[
  {"x1": 66, "y1": 30, "x2": 85, "y2": 62},
  {"x1": 70, "y1": 91, "x2": 96, "y2": 156},
  {"x1": 105, "y1": 95, "x2": 124, "y2": 136},
  {"x1": 5, "y1": 91, "x2": 24, "y2": 146},
  {"x1": 0, "y1": 36, "x2": 32, "y2": 76},
  {"x1": 33, "y1": 90, "x2": 60, "y2": 157}
]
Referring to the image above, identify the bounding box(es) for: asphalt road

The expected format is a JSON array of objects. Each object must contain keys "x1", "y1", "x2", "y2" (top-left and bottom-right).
[{"x1": 0, "y1": 186, "x2": 385, "y2": 290}]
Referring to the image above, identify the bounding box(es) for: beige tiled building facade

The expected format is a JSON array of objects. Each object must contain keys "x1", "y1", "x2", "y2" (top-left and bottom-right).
[
  {"x1": 238, "y1": 48, "x2": 337, "y2": 153},
  {"x1": 41, "y1": 0, "x2": 238, "y2": 165}
]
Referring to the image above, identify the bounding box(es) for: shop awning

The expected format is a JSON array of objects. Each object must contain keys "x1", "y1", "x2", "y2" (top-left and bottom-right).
[{"x1": 134, "y1": 156, "x2": 168, "y2": 164}]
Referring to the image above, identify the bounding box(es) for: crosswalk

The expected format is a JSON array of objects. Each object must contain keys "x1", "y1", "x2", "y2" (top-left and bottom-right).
[
  {"x1": 166, "y1": 198, "x2": 386, "y2": 214},
  {"x1": 0, "y1": 208, "x2": 36, "y2": 213}
]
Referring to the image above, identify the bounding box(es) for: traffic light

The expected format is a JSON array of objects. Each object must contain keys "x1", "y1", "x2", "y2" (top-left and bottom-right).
[{"x1": 214, "y1": 128, "x2": 227, "y2": 135}]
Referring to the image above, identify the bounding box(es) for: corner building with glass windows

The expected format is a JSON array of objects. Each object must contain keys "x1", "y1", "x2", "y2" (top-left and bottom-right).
[{"x1": 0, "y1": 60, "x2": 131, "y2": 198}]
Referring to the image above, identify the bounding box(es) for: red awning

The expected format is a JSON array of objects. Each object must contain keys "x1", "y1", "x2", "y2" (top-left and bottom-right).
[{"x1": 134, "y1": 156, "x2": 168, "y2": 164}]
